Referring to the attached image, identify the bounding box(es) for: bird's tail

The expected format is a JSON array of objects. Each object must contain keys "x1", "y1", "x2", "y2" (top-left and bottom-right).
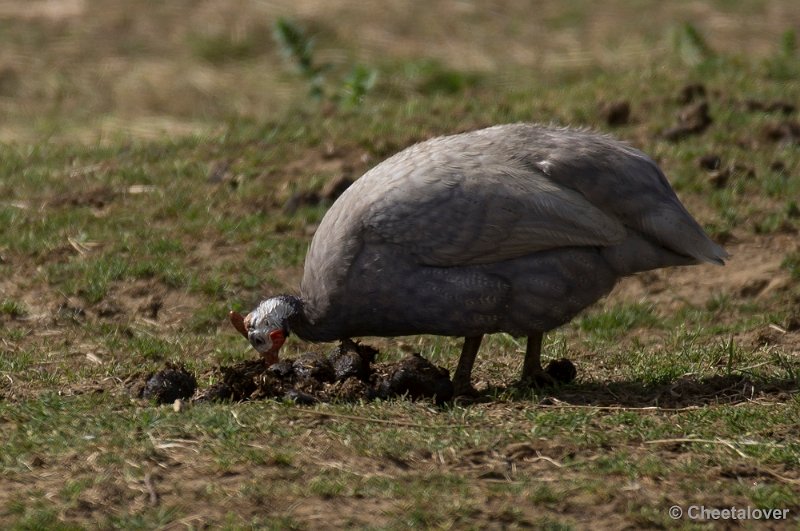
[
  {"x1": 602, "y1": 232, "x2": 722, "y2": 277},
  {"x1": 639, "y1": 204, "x2": 729, "y2": 266}
]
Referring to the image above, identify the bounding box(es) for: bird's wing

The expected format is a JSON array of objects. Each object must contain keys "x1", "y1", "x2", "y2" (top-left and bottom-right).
[{"x1": 361, "y1": 151, "x2": 626, "y2": 267}]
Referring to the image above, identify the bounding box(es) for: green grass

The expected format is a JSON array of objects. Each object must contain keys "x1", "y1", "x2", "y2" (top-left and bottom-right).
[
  {"x1": 783, "y1": 250, "x2": 800, "y2": 280},
  {"x1": 1, "y1": 1, "x2": 799, "y2": 528},
  {"x1": 0, "y1": 299, "x2": 27, "y2": 319},
  {"x1": 578, "y1": 302, "x2": 659, "y2": 340}
]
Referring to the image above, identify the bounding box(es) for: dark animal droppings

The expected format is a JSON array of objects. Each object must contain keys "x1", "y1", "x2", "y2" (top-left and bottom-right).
[
  {"x1": 697, "y1": 154, "x2": 721, "y2": 171},
  {"x1": 192, "y1": 341, "x2": 455, "y2": 404},
  {"x1": 142, "y1": 364, "x2": 197, "y2": 404},
  {"x1": 600, "y1": 100, "x2": 631, "y2": 127},
  {"x1": 545, "y1": 358, "x2": 578, "y2": 384},
  {"x1": 663, "y1": 101, "x2": 713, "y2": 141},
  {"x1": 329, "y1": 339, "x2": 376, "y2": 381},
  {"x1": 292, "y1": 353, "x2": 336, "y2": 382},
  {"x1": 283, "y1": 389, "x2": 318, "y2": 405},
  {"x1": 371, "y1": 353, "x2": 454, "y2": 404},
  {"x1": 677, "y1": 83, "x2": 706, "y2": 104},
  {"x1": 267, "y1": 360, "x2": 294, "y2": 378},
  {"x1": 763, "y1": 120, "x2": 800, "y2": 144},
  {"x1": 744, "y1": 99, "x2": 796, "y2": 115}
]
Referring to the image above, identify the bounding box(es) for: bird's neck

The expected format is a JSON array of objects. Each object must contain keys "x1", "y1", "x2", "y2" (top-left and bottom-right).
[{"x1": 285, "y1": 295, "x2": 340, "y2": 342}]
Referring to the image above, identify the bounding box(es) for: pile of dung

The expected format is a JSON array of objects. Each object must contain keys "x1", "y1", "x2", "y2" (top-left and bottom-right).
[
  {"x1": 138, "y1": 341, "x2": 579, "y2": 405},
  {"x1": 194, "y1": 340, "x2": 455, "y2": 404},
  {"x1": 140, "y1": 362, "x2": 197, "y2": 403}
]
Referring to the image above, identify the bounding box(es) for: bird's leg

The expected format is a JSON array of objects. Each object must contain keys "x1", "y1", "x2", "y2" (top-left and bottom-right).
[
  {"x1": 519, "y1": 331, "x2": 555, "y2": 387},
  {"x1": 453, "y1": 335, "x2": 483, "y2": 396}
]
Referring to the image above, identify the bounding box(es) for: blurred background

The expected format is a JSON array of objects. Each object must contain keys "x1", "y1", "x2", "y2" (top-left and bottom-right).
[{"x1": 1, "y1": 0, "x2": 798, "y2": 143}]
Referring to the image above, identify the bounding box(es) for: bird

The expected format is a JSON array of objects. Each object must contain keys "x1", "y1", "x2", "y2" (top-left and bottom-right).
[{"x1": 230, "y1": 123, "x2": 728, "y2": 396}]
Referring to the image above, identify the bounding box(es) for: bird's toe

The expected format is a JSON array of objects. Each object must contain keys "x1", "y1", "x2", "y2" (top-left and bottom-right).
[
  {"x1": 452, "y1": 383, "x2": 482, "y2": 402},
  {"x1": 518, "y1": 358, "x2": 578, "y2": 388},
  {"x1": 517, "y1": 370, "x2": 557, "y2": 389}
]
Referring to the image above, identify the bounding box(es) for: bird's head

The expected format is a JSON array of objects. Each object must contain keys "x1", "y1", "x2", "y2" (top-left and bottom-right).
[{"x1": 229, "y1": 295, "x2": 300, "y2": 365}]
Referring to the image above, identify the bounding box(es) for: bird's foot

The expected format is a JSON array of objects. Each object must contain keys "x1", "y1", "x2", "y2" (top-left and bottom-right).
[
  {"x1": 452, "y1": 382, "x2": 484, "y2": 404},
  {"x1": 518, "y1": 358, "x2": 578, "y2": 388},
  {"x1": 453, "y1": 382, "x2": 479, "y2": 397},
  {"x1": 517, "y1": 369, "x2": 557, "y2": 389},
  {"x1": 453, "y1": 393, "x2": 488, "y2": 405}
]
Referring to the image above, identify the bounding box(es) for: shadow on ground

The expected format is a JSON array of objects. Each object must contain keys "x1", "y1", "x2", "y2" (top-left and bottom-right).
[{"x1": 492, "y1": 374, "x2": 799, "y2": 408}]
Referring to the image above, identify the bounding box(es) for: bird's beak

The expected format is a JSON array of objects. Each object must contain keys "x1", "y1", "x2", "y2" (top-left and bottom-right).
[
  {"x1": 229, "y1": 310, "x2": 248, "y2": 338},
  {"x1": 262, "y1": 329, "x2": 285, "y2": 366},
  {"x1": 262, "y1": 349, "x2": 280, "y2": 366}
]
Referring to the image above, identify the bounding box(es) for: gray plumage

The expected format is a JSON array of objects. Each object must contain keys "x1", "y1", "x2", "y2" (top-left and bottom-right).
[{"x1": 245, "y1": 123, "x2": 727, "y2": 394}]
